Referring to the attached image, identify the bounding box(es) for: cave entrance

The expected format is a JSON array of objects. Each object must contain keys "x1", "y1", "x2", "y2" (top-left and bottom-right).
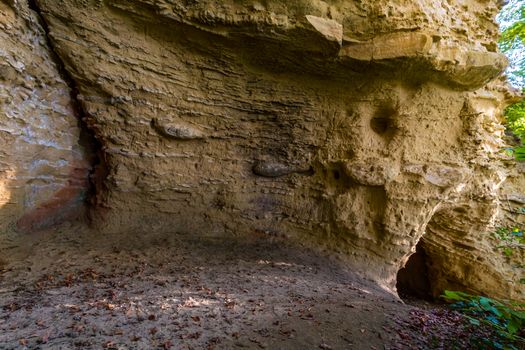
[{"x1": 396, "y1": 241, "x2": 432, "y2": 300}]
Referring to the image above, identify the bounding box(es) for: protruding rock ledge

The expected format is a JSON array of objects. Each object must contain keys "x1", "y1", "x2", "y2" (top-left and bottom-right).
[
  {"x1": 340, "y1": 32, "x2": 433, "y2": 61},
  {"x1": 429, "y1": 48, "x2": 508, "y2": 89},
  {"x1": 106, "y1": 1, "x2": 506, "y2": 90},
  {"x1": 339, "y1": 32, "x2": 507, "y2": 89},
  {"x1": 305, "y1": 15, "x2": 343, "y2": 46}
]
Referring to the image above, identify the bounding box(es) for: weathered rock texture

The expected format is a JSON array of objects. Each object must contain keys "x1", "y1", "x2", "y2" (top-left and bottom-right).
[
  {"x1": 0, "y1": 1, "x2": 91, "y2": 232},
  {"x1": 1, "y1": 0, "x2": 523, "y2": 300}
]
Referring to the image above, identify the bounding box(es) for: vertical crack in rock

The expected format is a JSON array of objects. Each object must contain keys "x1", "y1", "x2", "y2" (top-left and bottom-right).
[{"x1": 26, "y1": 0, "x2": 103, "y2": 224}]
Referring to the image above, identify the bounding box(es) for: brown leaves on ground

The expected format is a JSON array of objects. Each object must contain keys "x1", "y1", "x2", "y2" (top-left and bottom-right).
[{"x1": 0, "y1": 228, "x2": 505, "y2": 350}]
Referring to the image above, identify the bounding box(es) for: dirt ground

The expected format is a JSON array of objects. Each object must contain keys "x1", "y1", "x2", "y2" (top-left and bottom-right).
[{"x1": 0, "y1": 224, "x2": 499, "y2": 349}]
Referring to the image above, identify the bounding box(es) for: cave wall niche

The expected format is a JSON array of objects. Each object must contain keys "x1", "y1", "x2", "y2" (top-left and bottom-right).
[
  {"x1": 399, "y1": 202, "x2": 525, "y2": 302},
  {"x1": 396, "y1": 241, "x2": 432, "y2": 300},
  {"x1": 397, "y1": 204, "x2": 500, "y2": 301}
]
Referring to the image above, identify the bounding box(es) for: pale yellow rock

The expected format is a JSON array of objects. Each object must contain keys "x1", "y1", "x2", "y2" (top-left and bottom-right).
[
  {"x1": 340, "y1": 32, "x2": 433, "y2": 61},
  {"x1": 343, "y1": 160, "x2": 399, "y2": 186},
  {"x1": 305, "y1": 15, "x2": 343, "y2": 46},
  {"x1": 430, "y1": 45, "x2": 509, "y2": 88}
]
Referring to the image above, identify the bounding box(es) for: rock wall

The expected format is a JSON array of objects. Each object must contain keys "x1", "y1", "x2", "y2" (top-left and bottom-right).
[
  {"x1": 0, "y1": 1, "x2": 91, "y2": 232},
  {"x1": 419, "y1": 83, "x2": 524, "y2": 301},
  {"x1": 1, "y1": 0, "x2": 523, "y2": 299}
]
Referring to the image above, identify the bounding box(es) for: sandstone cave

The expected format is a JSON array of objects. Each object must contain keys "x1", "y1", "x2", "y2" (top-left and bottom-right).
[{"x1": 0, "y1": 0, "x2": 524, "y2": 348}]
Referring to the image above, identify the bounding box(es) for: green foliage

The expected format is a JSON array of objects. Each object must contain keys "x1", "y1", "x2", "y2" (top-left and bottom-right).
[
  {"x1": 441, "y1": 229, "x2": 525, "y2": 348},
  {"x1": 499, "y1": 1, "x2": 525, "y2": 159},
  {"x1": 505, "y1": 99, "x2": 525, "y2": 140},
  {"x1": 500, "y1": 20, "x2": 525, "y2": 50},
  {"x1": 499, "y1": 1, "x2": 525, "y2": 37},
  {"x1": 499, "y1": 4, "x2": 525, "y2": 52},
  {"x1": 442, "y1": 291, "x2": 525, "y2": 349},
  {"x1": 514, "y1": 145, "x2": 525, "y2": 161},
  {"x1": 498, "y1": 0, "x2": 525, "y2": 87},
  {"x1": 493, "y1": 226, "x2": 525, "y2": 242},
  {"x1": 504, "y1": 98, "x2": 525, "y2": 161},
  {"x1": 492, "y1": 226, "x2": 525, "y2": 262}
]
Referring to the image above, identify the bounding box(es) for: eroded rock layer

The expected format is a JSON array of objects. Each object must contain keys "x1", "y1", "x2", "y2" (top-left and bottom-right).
[{"x1": 1, "y1": 0, "x2": 523, "y2": 299}]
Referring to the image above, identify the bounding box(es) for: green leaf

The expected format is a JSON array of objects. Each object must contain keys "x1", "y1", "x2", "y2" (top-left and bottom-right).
[
  {"x1": 468, "y1": 317, "x2": 481, "y2": 326},
  {"x1": 480, "y1": 296, "x2": 492, "y2": 307},
  {"x1": 507, "y1": 318, "x2": 521, "y2": 335},
  {"x1": 479, "y1": 297, "x2": 499, "y2": 315},
  {"x1": 441, "y1": 290, "x2": 471, "y2": 301},
  {"x1": 500, "y1": 21, "x2": 525, "y2": 51},
  {"x1": 503, "y1": 247, "x2": 514, "y2": 257},
  {"x1": 509, "y1": 309, "x2": 525, "y2": 320}
]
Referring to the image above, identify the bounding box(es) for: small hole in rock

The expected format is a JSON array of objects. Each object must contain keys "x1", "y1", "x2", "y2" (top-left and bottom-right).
[
  {"x1": 370, "y1": 117, "x2": 391, "y2": 134},
  {"x1": 371, "y1": 106, "x2": 396, "y2": 136},
  {"x1": 333, "y1": 170, "x2": 340, "y2": 180}
]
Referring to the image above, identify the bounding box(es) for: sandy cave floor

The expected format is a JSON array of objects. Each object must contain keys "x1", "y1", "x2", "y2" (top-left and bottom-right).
[{"x1": 0, "y1": 224, "x2": 503, "y2": 349}]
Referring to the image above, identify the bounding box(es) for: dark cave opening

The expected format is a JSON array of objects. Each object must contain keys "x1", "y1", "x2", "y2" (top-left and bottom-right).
[{"x1": 396, "y1": 242, "x2": 432, "y2": 300}]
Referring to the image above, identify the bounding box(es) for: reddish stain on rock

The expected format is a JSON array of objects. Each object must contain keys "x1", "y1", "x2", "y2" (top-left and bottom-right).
[{"x1": 16, "y1": 161, "x2": 90, "y2": 232}]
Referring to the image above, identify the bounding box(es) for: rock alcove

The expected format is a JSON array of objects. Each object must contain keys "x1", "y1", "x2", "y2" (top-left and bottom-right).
[{"x1": 1, "y1": 0, "x2": 523, "y2": 301}]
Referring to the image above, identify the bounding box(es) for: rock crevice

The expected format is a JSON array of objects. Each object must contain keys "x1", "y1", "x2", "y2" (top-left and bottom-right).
[{"x1": 27, "y1": 0, "x2": 102, "y2": 221}]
